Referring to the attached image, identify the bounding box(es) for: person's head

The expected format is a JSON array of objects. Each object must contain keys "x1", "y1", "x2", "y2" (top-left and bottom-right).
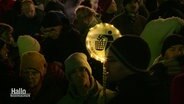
[
  {"x1": 21, "y1": 0, "x2": 36, "y2": 18},
  {"x1": 74, "y1": 6, "x2": 101, "y2": 34},
  {"x1": 90, "y1": 0, "x2": 99, "y2": 11},
  {"x1": 41, "y1": 11, "x2": 69, "y2": 39},
  {"x1": 80, "y1": 0, "x2": 99, "y2": 17},
  {"x1": 105, "y1": 35, "x2": 151, "y2": 82},
  {"x1": 161, "y1": 34, "x2": 184, "y2": 60},
  {"x1": 105, "y1": 0, "x2": 117, "y2": 14},
  {"x1": 123, "y1": 0, "x2": 140, "y2": 14},
  {"x1": 17, "y1": 35, "x2": 40, "y2": 57},
  {"x1": 0, "y1": 38, "x2": 9, "y2": 60},
  {"x1": 0, "y1": 23, "x2": 14, "y2": 45},
  {"x1": 20, "y1": 51, "x2": 47, "y2": 88},
  {"x1": 64, "y1": 52, "x2": 92, "y2": 96}
]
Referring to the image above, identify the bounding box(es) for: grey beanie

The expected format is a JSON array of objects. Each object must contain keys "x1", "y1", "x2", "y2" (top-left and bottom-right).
[{"x1": 64, "y1": 52, "x2": 92, "y2": 79}]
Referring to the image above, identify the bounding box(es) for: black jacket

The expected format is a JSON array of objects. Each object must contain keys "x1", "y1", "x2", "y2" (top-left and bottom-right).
[{"x1": 109, "y1": 73, "x2": 169, "y2": 104}]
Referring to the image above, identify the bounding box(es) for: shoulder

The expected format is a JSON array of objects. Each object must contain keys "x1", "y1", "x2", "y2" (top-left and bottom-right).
[
  {"x1": 110, "y1": 12, "x2": 125, "y2": 23},
  {"x1": 96, "y1": 81, "x2": 117, "y2": 104}
]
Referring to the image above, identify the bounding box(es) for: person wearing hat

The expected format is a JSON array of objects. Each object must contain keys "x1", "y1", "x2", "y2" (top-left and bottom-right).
[
  {"x1": 57, "y1": 52, "x2": 116, "y2": 104},
  {"x1": 161, "y1": 34, "x2": 184, "y2": 60},
  {"x1": 151, "y1": 34, "x2": 184, "y2": 77},
  {"x1": 105, "y1": 35, "x2": 168, "y2": 104},
  {"x1": 40, "y1": 11, "x2": 85, "y2": 64},
  {"x1": 152, "y1": 34, "x2": 184, "y2": 104},
  {"x1": 151, "y1": 34, "x2": 184, "y2": 90},
  {"x1": 19, "y1": 51, "x2": 66, "y2": 104},
  {"x1": 40, "y1": 11, "x2": 85, "y2": 85},
  {"x1": 148, "y1": 34, "x2": 184, "y2": 104},
  {"x1": 20, "y1": 51, "x2": 47, "y2": 97}
]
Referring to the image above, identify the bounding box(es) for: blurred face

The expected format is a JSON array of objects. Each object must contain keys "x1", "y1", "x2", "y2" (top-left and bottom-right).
[
  {"x1": 164, "y1": 44, "x2": 184, "y2": 60},
  {"x1": 70, "y1": 67, "x2": 91, "y2": 96},
  {"x1": 41, "y1": 25, "x2": 63, "y2": 39},
  {"x1": 125, "y1": 0, "x2": 139, "y2": 14},
  {"x1": 90, "y1": 0, "x2": 99, "y2": 11},
  {"x1": 74, "y1": 8, "x2": 99, "y2": 33},
  {"x1": 106, "y1": 0, "x2": 117, "y2": 13},
  {"x1": 104, "y1": 50, "x2": 134, "y2": 82},
  {"x1": 21, "y1": 68, "x2": 41, "y2": 88},
  {"x1": 21, "y1": 3, "x2": 36, "y2": 18},
  {"x1": 0, "y1": 44, "x2": 9, "y2": 60}
]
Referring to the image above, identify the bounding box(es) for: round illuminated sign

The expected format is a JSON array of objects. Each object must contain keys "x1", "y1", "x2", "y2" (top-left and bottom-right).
[{"x1": 86, "y1": 23, "x2": 121, "y2": 62}]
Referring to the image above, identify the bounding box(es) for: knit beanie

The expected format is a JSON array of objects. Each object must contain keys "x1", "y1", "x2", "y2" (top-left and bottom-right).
[
  {"x1": 17, "y1": 35, "x2": 40, "y2": 56},
  {"x1": 42, "y1": 11, "x2": 69, "y2": 28},
  {"x1": 20, "y1": 51, "x2": 47, "y2": 77},
  {"x1": 64, "y1": 52, "x2": 92, "y2": 79},
  {"x1": 161, "y1": 34, "x2": 184, "y2": 56},
  {"x1": 109, "y1": 35, "x2": 151, "y2": 72}
]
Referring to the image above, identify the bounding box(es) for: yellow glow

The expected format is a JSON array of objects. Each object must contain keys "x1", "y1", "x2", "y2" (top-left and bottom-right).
[{"x1": 86, "y1": 23, "x2": 121, "y2": 63}]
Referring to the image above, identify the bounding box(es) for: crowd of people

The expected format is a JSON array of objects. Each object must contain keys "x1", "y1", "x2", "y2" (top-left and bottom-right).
[{"x1": 0, "y1": 0, "x2": 184, "y2": 104}]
